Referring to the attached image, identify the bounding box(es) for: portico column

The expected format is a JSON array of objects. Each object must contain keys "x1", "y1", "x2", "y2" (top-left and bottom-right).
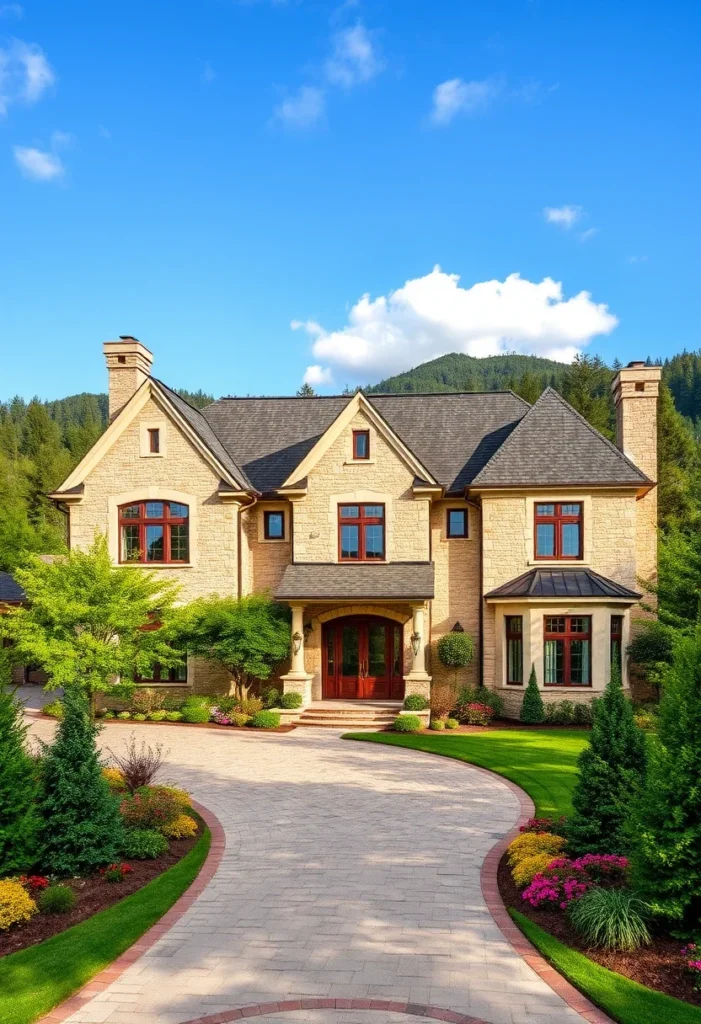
[
  {"x1": 403, "y1": 602, "x2": 431, "y2": 702},
  {"x1": 281, "y1": 603, "x2": 314, "y2": 708}
]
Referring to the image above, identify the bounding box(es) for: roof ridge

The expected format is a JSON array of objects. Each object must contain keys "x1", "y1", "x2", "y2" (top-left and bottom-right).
[{"x1": 211, "y1": 390, "x2": 528, "y2": 401}]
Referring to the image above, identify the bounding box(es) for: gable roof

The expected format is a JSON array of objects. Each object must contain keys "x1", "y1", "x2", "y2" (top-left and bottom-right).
[
  {"x1": 485, "y1": 566, "x2": 641, "y2": 601},
  {"x1": 203, "y1": 390, "x2": 529, "y2": 494},
  {"x1": 471, "y1": 388, "x2": 652, "y2": 489},
  {"x1": 0, "y1": 571, "x2": 26, "y2": 603}
]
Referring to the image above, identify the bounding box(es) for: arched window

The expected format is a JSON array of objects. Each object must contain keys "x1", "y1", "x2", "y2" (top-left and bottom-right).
[{"x1": 118, "y1": 501, "x2": 189, "y2": 564}]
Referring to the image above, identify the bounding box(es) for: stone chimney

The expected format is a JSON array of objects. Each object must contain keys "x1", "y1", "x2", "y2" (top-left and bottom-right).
[
  {"x1": 103, "y1": 336, "x2": 153, "y2": 421},
  {"x1": 611, "y1": 360, "x2": 663, "y2": 600}
]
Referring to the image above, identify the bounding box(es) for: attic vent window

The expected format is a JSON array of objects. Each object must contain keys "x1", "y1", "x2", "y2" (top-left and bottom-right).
[
  {"x1": 117, "y1": 355, "x2": 126, "y2": 364},
  {"x1": 635, "y1": 382, "x2": 645, "y2": 392},
  {"x1": 148, "y1": 428, "x2": 160, "y2": 453},
  {"x1": 353, "y1": 430, "x2": 370, "y2": 460}
]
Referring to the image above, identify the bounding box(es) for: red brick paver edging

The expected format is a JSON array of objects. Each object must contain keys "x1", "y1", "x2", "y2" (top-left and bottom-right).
[
  {"x1": 474, "y1": 765, "x2": 614, "y2": 1024},
  {"x1": 177, "y1": 999, "x2": 491, "y2": 1023},
  {"x1": 39, "y1": 798, "x2": 226, "y2": 1024}
]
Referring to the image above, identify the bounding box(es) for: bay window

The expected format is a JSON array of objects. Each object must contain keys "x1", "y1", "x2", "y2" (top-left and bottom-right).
[
  {"x1": 544, "y1": 615, "x2": 591, "y2": 686},
  {"x1": 506, "y1": 616, "x2": 523, "y2": 684},
  {"x1": 611, "y1": 615, "x2": 623, "y2": 670}
]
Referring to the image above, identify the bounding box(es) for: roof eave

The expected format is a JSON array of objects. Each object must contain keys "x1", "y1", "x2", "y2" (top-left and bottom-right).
[{"x1": 485, "y1": 594, "x2": 641, "y2": 604}]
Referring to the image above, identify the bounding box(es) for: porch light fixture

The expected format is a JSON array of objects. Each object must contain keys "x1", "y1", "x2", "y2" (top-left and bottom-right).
[
  {"x1": 410, "y1": 631, "x2": 421, "y2": 657},
  {"x1": 292, "y1": 631, "x2": 303, "y2": 655},
  {"x1": 451, "y1": 621, "x2": 465, "y2": 633}
]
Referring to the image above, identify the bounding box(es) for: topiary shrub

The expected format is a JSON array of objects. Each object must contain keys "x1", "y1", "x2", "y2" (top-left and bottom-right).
[
  {"x1": 38, "y1": 884, "x2": 76, "y2": 914},
  {"x1": 165, "y1": 711, "x2": 182, "y2": 722},
  {"x1": 394, "y1": 715, "x2": 421, "y2": 733},
  {"x1": 181, "y1": 706, "x2": 210, "y2": 724},
  {"x1": 280, "y1": 691, "x2": 303, "y2": 709},
  {"x1": 0, "y1": 879, "x2": 37, "y2": 930},
  {"x1": 250, "y1": 710, "x2": 281, "y2": 729},
  {"x1": 42, "y1": 700, "x2": 64, "y2": 719},
  {"x1": 435, "y1": 632, "x2": 475, "y2": 688},
  {"x1": 121, "y1": 828, "x2": 169, "y2": 859},
  {"x1": 445, "y1": 718, "x2": 459, "y2": 730},
  {"x1": 161, "y1": 814, "x2": 197, "y2": 839},
  {"x1": 403, "y1": 694, "x2": 429, "y2": 711},
  {"x1": 231, "y1": 712, "x2": 250, "y2": 727},
  {"x1": 430, "y1": 719, "x2": 445, "y2": 730},
  {"x1": 520, "y1": 664, "x2": 545, "y2": 724},
  {"x1": 569, "y1": 887, "x2": 650, "y2": 951}
]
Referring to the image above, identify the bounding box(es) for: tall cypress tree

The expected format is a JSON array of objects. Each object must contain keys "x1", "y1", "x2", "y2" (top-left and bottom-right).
[
  {"x1": 566, "y1": 653, "x2": 646, "y2": 856},
  {"x1": 38, "y1": 686, "x2": 123, "y2": 876},
  {"x1": 0, "y1": 657, "x2": 39, "y2": 874}
]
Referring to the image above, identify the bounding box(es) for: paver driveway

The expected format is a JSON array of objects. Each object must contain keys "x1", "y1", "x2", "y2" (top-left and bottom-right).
[{"x1": 26, "y1": 717, "x2": 586, "y2": 1024}]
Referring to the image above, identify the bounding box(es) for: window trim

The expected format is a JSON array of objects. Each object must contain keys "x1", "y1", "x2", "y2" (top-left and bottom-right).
[
  {"x1": 543, "y1": 614, "x2": 592, "y2": 687},
  {"x1": 337, "y1": 503, "x2": 386, "y2": 562},
  {"x1": 534, "y1": 502, "x2": 583, "y2": 560},
  {"x1": 446, "y1": 508, "x2": 468, "y2": 539},
  {"x1": 352, "y1": 429, "x2": 370, "y2": 460},
  {"x1": 505, "y1": 615, "x2": 523, "y2": 685},
  {"x1": 263, "y1": 509, "x2": 286, "y2": 541},
  {"x1": 610, "y1": 614, "x2": 623, "y2": 672},
  {"x1": 118, "y1": 500, "x2": 190, "y2": 564}
]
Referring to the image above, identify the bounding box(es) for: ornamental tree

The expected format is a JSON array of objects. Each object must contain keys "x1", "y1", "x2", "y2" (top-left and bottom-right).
[
  {"x1": 0, "y1": 534, "x2": 182, "y2": 699},
  {"x1": 566, "y1": 652, "x2": 646, "y2": 857},
  {"x1": 173, "y1": 593, "x2": 290, "y2": 701},
  {"x1": 435, "y1": 632, "x2": 475, "y2": 688},
  {"x1": 520, "y1": 664, "x2": 545, "y2": 724},
  {"x1": 631, "y1": 629, "x2": 701, "y2": 928},
  {"x1": 0, "y1": 653, "x2": 39, "y2": 874}
]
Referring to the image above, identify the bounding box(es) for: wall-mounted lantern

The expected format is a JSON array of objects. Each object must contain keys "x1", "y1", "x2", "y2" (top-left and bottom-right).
[
  {"x1": 292, "y1": 631, "x2": 303, "y2": 656},
  {"x1": 410, "y1": 631, "x2": 421, "y2": 657}
]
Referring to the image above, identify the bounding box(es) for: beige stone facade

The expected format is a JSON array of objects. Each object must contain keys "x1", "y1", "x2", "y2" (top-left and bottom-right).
[{"x1": 51, "y1": 342, "x2": 661, "y2": 716}]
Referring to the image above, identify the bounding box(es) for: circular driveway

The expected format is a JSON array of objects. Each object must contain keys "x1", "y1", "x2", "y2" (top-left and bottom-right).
[{"x1": 26, "y1": 717, "x2": 587, "y2": 1024}]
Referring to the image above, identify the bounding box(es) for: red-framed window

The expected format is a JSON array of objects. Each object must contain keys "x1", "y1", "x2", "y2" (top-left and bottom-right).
[
  {"x1": 506, "y1": 616, "x2": 523, "y2": 684},
  {"x1": 447, "y1": 508, "x2": 468, "y2": 538},
  {"x1": 353, "y1": 430, "x2": 370, "y2": 460},
  {"x1": 135, "y1": 661, "x2": 188, "y2": 684},
  {"x1": 119, "y1": 501, "x2": 189, "y2": 564},
  {"x1": 544, "y1": 615, "x2": 592, "y2": 686},
  {"x1": 535, "y1": 503, "x2": 583, "y2": 559},
  {"x1": 338, "y1": 504, "x2": 385, "y2": 561},
  {"x1": 148, "y1": 428, "x2": 160, "y2": 453},
  {"x1": 264, "y1": 510, "x2": 285, "y2": 540},
  {"x1": 611, "y1": 615, "x2": 623, "y2": 670}
]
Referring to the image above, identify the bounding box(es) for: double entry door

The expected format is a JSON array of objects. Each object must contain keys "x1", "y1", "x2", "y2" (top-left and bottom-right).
[{"x1": 322, "y1": 616, "x2": 404, "y2": 700}]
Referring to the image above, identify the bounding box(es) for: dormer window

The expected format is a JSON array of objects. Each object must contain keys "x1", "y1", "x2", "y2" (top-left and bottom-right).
[
  {"x1": 535, "y1": 503, "x2": 582, "y2": 560},
  {"x1": 352, "y1": 430, "x2": 370, "y2": 460}
]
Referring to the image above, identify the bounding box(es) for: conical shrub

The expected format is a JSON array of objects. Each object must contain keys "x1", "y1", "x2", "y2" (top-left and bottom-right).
[
  {"x1": 520, "y1": 664, "x2": 545, "y2": 724},
  {"x1": 0, "y1": 660, "x2": 39, "y2": 874}
]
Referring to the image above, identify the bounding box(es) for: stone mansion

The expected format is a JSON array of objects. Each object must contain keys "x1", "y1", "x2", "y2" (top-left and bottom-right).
[{"x1": 48, "y1": 338, "x2": 660, "y2": 717}]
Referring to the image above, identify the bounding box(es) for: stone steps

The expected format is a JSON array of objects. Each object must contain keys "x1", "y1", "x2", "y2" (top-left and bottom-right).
[{"x1": 295, "y1": 702, "x2": 401, "y2": 730}]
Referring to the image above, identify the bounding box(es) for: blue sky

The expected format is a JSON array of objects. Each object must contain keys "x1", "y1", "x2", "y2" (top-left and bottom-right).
[{"x1": 1, "y1": 0, "x2": 699, "y2": 400}]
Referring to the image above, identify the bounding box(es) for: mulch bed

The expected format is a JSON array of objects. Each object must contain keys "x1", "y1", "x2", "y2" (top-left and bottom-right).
[
  {"x1": 39, "y1": 715, "x2": 296, "y2": 733},
  {"x1": 498, "y1": 851, "x2": 701, "y2": 1007},
  {"x1": 0, "y1": 820, "x2": 203, "y2": 959}
]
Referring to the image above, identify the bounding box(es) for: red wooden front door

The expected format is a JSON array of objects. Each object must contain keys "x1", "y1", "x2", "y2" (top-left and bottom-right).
[{"x1": 322, "y1": 617, "x2": 404, "y2": 700}]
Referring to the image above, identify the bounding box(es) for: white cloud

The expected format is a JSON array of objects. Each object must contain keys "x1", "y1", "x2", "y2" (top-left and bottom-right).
[
  {"x1": 578, "y1": 227, "x2": 599, "y2": 242},
  {"x1": 13, "y1": 144, "x2": 63, "y2": 181},
  {"x1": 273, "y1": 85, "x2": 325, "y2": 128},
  {"x1": 303, "y1": 364, "x2": 334, "y2": 387},
  {"x1": 0, "y1": 4, "x2": 23, "y2": 18},
  {"x1": 543, "y1": 205, "x2": 582, "y2": 229},
  {"x1": 294, "y1": 266, "x2": 618, "y2": 383},
  {"x1": 325, "y1": 24, "x2": 383, "y2": 88},
  {"x1": 430, "y1": 76, "x2": 502, "y2": 125},
  {"x1": 0, "y1": 38, "x2": 54, "y2": 114}
]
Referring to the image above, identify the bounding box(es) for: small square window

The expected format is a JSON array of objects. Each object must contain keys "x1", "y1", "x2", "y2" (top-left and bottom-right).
[
  {"x1": 447, "y1": 509, "x2": 467, "y2": 538},
  {"x1": 353, "y1": 430, "x2": 370, "y2": 459},
  {"x1": 148, "y1": 428, "x2": 160, "y2": 453},
  {"x1": 264, "y1": 511, "x2": 285, "y2": 540},
  {"x1": 635, "y1": 381, "x2": 645, "y2": 392}
]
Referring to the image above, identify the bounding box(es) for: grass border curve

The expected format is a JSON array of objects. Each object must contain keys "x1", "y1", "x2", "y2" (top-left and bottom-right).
[{"x1": 0, "y1": 823, "x2": 211, "y2": 1024}]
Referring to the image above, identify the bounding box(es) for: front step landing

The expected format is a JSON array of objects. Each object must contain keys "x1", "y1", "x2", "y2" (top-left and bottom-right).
[{"x1": 295, "y1": 700, "x2": 402, "y2": 730}]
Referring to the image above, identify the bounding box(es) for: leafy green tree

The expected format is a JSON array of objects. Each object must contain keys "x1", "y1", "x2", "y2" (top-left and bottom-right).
[
  {"x1": 0, "y1": 653, "x2": 39, "y2": 874},
  {"x1": 174, "y1": 593, "x2": 290, "y2": 700},
  {"x1": 0, "y1": 535, "x2": 181, "y2": 698},
  {"x1": 631, "y1": 630, "x2": 701, "y2": 928},
  {"x1": 38, "y1": 686, "x2": 123, "y2": 875},
  {"x1": 520, "y1": 664, "x2": 545, "y2": 724},
  {"x1": 566, "y1": 654, "x2": 646, "y2": 856}
]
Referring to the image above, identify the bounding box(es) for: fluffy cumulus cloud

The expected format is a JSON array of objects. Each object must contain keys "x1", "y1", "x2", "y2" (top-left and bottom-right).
[
  {"x1": 13, "y1": 144, "x2": 63, "y2": 181},
  {"x1": 295, "y1": 267, "x2": 618, "y2": 384},
  {"x1": 0, "y1": 38, "x2": 54, "y2": 114},
  {"x1": 325, "y1": 24, "x2": 383, "y2": 88},
  {"x1": 544, "y1": 204, "x2": 582, "y2": 229},
  {"x1": 303, "y1": 364, "x2": 334, "y2": 387},
  {"x1": 273, "y1": 85, "x2": 325, "y2": 128},
  {"x1": 430, "y1": 77, "x2": 502, "y2": 124}
]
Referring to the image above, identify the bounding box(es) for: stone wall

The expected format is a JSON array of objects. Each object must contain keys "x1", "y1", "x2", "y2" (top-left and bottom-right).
[{"x1": 240, "y1": 502, "x2": 291, "y2": 597}]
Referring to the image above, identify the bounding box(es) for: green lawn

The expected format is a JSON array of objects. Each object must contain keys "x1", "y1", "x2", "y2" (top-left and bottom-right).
[
  {"x1": 511, "y1": 911, "x2": 701, "y2": 1024},
  {"x1": 344, "y1": 728, "x2": 589, "y2": 817},
  {"x1": 0, "y1": 826, "x2": 211, "y2": 1024}
]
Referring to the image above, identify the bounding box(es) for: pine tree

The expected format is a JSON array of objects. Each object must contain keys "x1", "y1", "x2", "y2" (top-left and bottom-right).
[
  {"x1": 0, "y1": 655, "x2": 39, "y2": 874},
  {"x1": 520, "y1": 664, "x2": 545, "y2": 724},
  {"x1": 38, "y1": 686, "x2": 123, "y2": 876},
  {"x1": 565, "y1": 653, "x2": 646, "y2": 856},
  {"x1": 631, "y1": 630, "x2": 701, "y2": 927},
  {"x1": 296, "y1": 382, "x2": 316, "y2": 396}
]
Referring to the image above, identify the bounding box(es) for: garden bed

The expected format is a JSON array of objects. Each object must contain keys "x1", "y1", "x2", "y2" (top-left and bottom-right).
[
  {"x1": 498, "y1": 851, "x2": 701, "y2": 1008},
  {"x1": 0, "y1": 819, "x2": 204, "y2": 959},
  {"x1": 39, "y1": 714, "x2": 296, "y2": 733}
]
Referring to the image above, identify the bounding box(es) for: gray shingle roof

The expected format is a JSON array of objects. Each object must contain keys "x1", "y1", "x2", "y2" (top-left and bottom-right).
[
  {"x1": 275, "y1": 562, "x2": 435, "y2": 600},
  {"x1": 485, "y1": 567, "x2": 641, "y2": 601},
  {"x1": 472, "y1": 388, "x2": 651, "y2": 488},
  {"x1": 202, "y1": 391, "x2": 528, "y2": 494},
  {"x1": 0, "y1": 571, "x2": 26, "y2": 603}
]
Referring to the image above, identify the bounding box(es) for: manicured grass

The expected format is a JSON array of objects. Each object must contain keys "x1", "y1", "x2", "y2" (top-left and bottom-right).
[
  {"x1": 344, "y1": 728, "x2": 589, "y2": 817},
  {"x1": 511, "y1": 910, "x2": 701, "y2": 1024},
  {"x1": 0, "y1": 826, "x2": 211, "y2": 1024}
]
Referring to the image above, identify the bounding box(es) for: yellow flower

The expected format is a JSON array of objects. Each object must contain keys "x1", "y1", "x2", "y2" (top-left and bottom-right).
[{"x1": 161, "y1": 814, "x2": 197, "y2": 839}]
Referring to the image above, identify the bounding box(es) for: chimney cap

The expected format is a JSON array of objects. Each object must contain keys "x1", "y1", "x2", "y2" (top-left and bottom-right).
[
  {"x1": 627, "y1": 360, "x2": 646, "y2": 369},
  {"x1": 119, "y1": 335, "x2": 140, "y2": 342}
]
